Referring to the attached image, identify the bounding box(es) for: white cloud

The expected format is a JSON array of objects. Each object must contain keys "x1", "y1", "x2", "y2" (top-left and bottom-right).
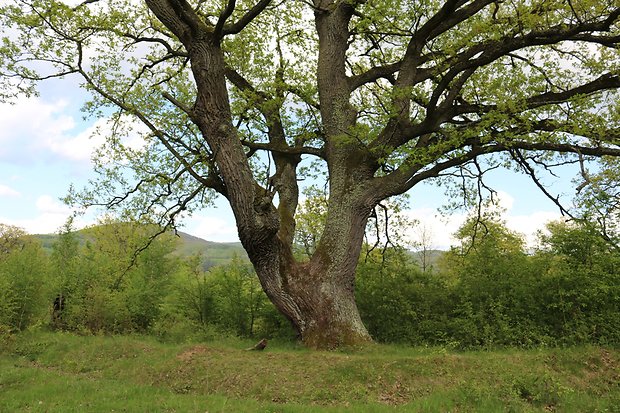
[
  {"x1": 25, "y1": 196, "x2": 74, "y2": 234},
  {"x1": 43, "y1": 118, "x2": 107, "y2": 162},
  {"x1": 0, "y1": 195, "x2": 95, "y2": 234},
  {"x1": 495, "y1": 190, "x2": 562, "y2": 247},
  {"x1": 505, "y1": 211, "x2": 561, "y2": 247},
  {"x1": 496, "y1": 190, "x2": 515, "y2": 211},
  {"x1": 0, "y1": 184, "x2": 21, "y2": 198},
  {"x1": 0, "y1": 96, "x2": 148, "y2": 169},
  {"x1": 403, "y1": 208, "x2": 467, "y2": 250},
  {"x1": 45, "y1": 115, "x2": 148, "y2": 163},
  {"x1": 0, "y1": 97, "x2": 76, "y2": 162},
  {"x1": 35, "y1": 195, "x2": 72, "y2": 215},
  {"x1": 184, "y1": 214, "x2": 239, "y2": 243}
]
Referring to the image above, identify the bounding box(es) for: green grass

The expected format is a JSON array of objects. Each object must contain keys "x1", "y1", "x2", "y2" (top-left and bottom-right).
[{"x1": 1, "y1": 332, "x2": 619, "y2": 412}]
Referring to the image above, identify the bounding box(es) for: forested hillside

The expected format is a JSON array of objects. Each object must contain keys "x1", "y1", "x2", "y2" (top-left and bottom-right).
[{"x1": 36, "y1": 227, "x2": 441, "y2": 271}]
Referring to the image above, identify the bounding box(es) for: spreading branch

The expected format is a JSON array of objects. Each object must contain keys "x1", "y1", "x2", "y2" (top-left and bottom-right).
[
  {"x1": 214, "y1": 0, "x2": 236, "y2": 39},
  {"x1": 223, "y1": 0, "x2": 272, "y2": 36},
  {"x1": 510, "y1": 149, "x2": 575, "y2": 218}
]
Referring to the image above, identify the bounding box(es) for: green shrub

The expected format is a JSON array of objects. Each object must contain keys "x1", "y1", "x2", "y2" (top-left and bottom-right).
[{"x1": 0, "y1": 239, "x2": 50, "y2": 332}]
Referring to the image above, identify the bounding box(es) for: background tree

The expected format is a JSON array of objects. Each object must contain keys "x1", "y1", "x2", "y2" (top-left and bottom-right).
[
  {"x1": 571, "y1": 158, "x2": 620, "y2": 249},
  {"x1": 49, "y1": 218, "x2": 81, "y2": 329},
  {"x1": 0, "y1": 224, "x2": 49, "y2": 333},
  {"x1": 2, "y1": 0, "x2": 620, "y2": 348},
  {"x1": 55, "y1": 219, "x2": 177, "y2": 333},
  {"x1": 535, "y1": 220, "x2": 620, "y2": 343},
  {"x1": 411, "y1": 223, "x2": 436, "y2": 273},
  {"x1": 356, "y1": 247, "x2": 450, "y2": 345},
  {"x1": 438, "y1": 213, "x2": 539, "y2": 346},
  {"x1": 294, "y1": 186, "x2": 329, "y2": 259},
  {"x1": 207, "y1": 256, "x2": 267, "y2": 337},
  {"x1": 0, "y1": 224, "x2": 30, "y2": 257}
]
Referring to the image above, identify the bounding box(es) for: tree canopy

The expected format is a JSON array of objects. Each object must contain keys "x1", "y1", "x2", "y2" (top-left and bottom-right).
[{"x1": 1, "y1": 0, "x2": 619, "y2": 348}]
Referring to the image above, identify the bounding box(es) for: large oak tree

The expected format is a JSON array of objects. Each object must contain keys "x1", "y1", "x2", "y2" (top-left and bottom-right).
[{"x1": 2, "y1": 0, "x2": 619, "y2": 348}]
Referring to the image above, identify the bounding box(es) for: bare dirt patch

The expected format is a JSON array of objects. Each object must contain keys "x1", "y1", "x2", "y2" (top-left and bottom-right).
[{"x1": 176, "y1": 345, "x2": 212, "y2": 362}]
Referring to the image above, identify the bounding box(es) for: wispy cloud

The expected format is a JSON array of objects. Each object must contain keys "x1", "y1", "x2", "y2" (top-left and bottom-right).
[
  {"x1": 0, "y1": 97, "x2": 76, "y2": 163},
  {"x1": 43, "y1": 118, "x2": 107, "y2": 162},
  {"x1": 0, "y1": 184, "x2": 21, "y2": 198},
  {"x1": 404, "y1": 208, "x2": 467, "y2": 250},
  {"x1": 0, "y1": 96, "x2": 147, "y2": 171},
  {"x1": 0, "y1": 197, "x2": 64, "y2": 234}
]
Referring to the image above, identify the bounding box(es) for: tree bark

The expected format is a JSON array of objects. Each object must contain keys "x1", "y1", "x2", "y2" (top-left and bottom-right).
[
  {"x1": 240, "y1": 176, "x2": 374, "y2": 349},
  {"x1": 244, "y1": 221, "x2": 373, "y2": 349}
]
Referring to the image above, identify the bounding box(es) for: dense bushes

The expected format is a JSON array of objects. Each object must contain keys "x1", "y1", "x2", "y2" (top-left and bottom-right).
[
  {"x1": 46, "y1": 220, "x2": 177, "y2": 334},
  {"x1": 0, "y1": 219, "x2": 295, "y2": 342},
  {"x1": 356, "y1": 249, "x2": 452, "y2": 345},
  {"x1": 357, "y1": 218, "x2": 620, "y2": 348},
  {"x1": 162, "y1": 255, "x2": 294, "y2": 341},
  {"x1": 0, "y1": 217, "x2": 619, "y2": 348}
]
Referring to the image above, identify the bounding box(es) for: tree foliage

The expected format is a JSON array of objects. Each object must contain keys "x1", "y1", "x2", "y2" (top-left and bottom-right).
[
  {"x1": 48, "y1": 219, "x2": 178, "y2": 333},
  {"x1": 356, "y1": 216, "x2": 620, "y2": 348},
  {"x1": 0, "y1": 216, "x2": 619, "y2": 348},
  {"x1": 0, "y1": 224, "x2": 30, "y2": 257}
]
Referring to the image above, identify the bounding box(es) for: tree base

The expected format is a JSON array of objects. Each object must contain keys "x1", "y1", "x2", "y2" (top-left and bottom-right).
[{"x1": 301, "y1": 319, "x2": 373, "y2": 350}]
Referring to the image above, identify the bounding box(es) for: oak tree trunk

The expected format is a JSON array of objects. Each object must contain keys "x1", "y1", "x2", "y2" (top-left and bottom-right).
[{"x1": 242, "y1": 196, "x2": 374, "y2": 349}]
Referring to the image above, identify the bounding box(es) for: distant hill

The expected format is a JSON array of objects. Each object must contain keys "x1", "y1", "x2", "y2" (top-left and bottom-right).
[
  {"x1": 173, "y1": 232, "x2": 248, "y2": 269},
  {"x1": 33, "y1": 228, "x2": 248, "y2": 270},
  {"x1": 409, "y1": 249, "x2": 445, "y2": 271},
  {"x1": 35, "y1": 233, "x2": 64, "y2": 252}
]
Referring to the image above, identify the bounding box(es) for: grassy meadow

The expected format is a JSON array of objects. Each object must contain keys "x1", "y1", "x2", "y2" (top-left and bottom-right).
[{"x1": 1, "y1": 332, "x2": 618, "y2": 412}]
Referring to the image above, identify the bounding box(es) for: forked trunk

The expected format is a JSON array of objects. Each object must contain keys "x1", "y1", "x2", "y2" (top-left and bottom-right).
[
  {"x1": 243, "y1": 194, "x2": 374, "y2": 349},
  {"x1": 145, "y1": 0, "x2": 375, "y2": 349},
  {"x1": 248, "y1": 245, "x2": 372, "y2": 349}
]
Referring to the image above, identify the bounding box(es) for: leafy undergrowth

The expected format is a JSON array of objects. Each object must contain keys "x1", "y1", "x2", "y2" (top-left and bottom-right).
[{"x1": 1, "y1": 332, "x2": 619, "y2": 412}]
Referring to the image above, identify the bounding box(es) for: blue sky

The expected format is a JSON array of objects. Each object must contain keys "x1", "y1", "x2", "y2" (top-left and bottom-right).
[{"x1": 0, "y1": 78, "x2": 572, "y2": 249}]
